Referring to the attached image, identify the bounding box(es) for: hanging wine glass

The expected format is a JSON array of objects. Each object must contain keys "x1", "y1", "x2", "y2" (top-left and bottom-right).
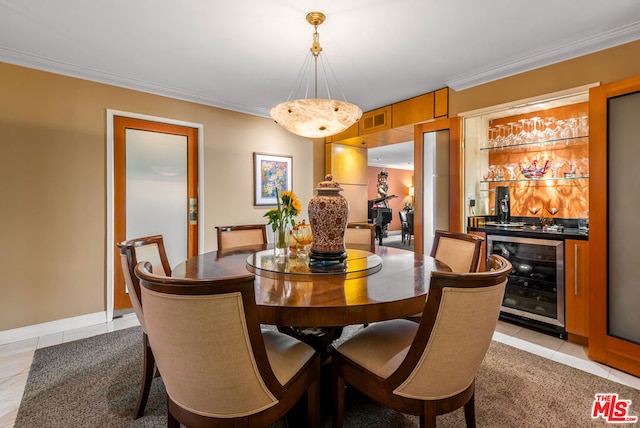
[
  {"x1": 578, "y1": 114, "x2": 589, "y2": 136},
  {"x1": 566, "y1": 117, "x2": 579, "y2": 138},
  {"x1": 488, "y1": 127, "x2": 499, "y2": 148},
  {"x1": 518, "y1": 118, "x2": 530, "y2": 144},
  {"x1": 543, "y1": 117, "x2": 557, "y2": 142},
  {"x1": 530, "y1": 117, "x2": 545, "y2": 142},
  {"x1": 547, "y1": 200, "x2": 559, "y2": 221},
  {"x1": 555, "y1": 120, "x2": 570, "y2": 142},
  {"x1": 510, "y1": 122, "x2": 524, "y2": 146},
  {"x1": 527, "y1": 206, "x2": 541, "y2": 228},
  {"x1": 494, "y1": 124, "x2": 507, "y2": 147}
]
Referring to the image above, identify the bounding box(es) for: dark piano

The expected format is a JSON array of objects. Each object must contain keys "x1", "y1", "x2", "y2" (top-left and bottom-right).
[{"x1": 368, "y1": 195, "x2": 396, "y2": 245}]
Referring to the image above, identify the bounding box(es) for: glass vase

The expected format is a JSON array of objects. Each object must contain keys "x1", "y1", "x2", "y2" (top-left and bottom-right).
[{"x1": 274, "y1": 224, "x2": 289, "y2": 259}]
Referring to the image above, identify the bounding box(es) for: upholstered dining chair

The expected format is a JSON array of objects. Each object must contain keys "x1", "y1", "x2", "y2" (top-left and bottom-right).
[
  {"x1": 345, "y1": 222, "x2": 376, "y2": 249},
  {"x1": 406, "y1": 230, "x2": 485, "y2": 323},
  {"x1": 332, "y1": 255, "x2": 512, "y2": 428},
  {"x1": 405, "y1": 211, "x2": 415, "y2": 245},
  {"x1": 430, "y1": 229, "x2": 484, "y2": 273},
  {"x1": 399, "y1": 211, "x2": 409, "y2": 244},
  {"x1": 216, "y1": 224, "x2": 268, "y2": 251},
  {"x1": 116, "y1": 234, "x2": 172, "y2": 418},
  {"x1": 135, "y1": 262, "x2": 321, "y2": 428}
]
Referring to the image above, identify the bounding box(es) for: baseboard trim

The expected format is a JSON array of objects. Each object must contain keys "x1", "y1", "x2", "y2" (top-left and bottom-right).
[{"x1": 0, "y1": 312, "x2": 108, "y2": 345}]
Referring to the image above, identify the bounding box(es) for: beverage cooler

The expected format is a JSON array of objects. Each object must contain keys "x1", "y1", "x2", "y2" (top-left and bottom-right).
[{"x1": 487, "y1": 235, "x2": 566, "y2": 337}]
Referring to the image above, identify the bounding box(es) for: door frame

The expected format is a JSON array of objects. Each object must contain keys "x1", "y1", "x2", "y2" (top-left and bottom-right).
[
  {"x1": 106, "y1": 109, "x2": 204, "y2": 321},
  {"x1": 589, "y1": 76, "x2": 640, "y2": 376},
  {"x1": 413, "y1": 117, "x2": 462, "y2": 255}
]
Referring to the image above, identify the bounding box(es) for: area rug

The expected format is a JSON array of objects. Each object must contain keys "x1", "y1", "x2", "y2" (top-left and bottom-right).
[
  {"x1": 380, "y1": 233, "x2": 414, "y2": 251},
  {"x1": 15, "y1": 326, "x2": 640, "y2": 427}
]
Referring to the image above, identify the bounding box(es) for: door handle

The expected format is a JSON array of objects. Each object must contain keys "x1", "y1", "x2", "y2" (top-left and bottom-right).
[
  {"x1": 574, "y1": 244, "x2": 579, "y2": 296},
  {"x1": 189, "y1": 198, "x2": 198, "y2": 225}
]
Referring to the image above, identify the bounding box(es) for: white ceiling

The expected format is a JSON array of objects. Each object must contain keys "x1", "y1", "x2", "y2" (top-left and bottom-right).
[
  {"x1": 1, "y1": 0, "x2": 639, "y2": 170},
  {"x1": 368, "y1": 141, "x2": 414, "y2": 171}
]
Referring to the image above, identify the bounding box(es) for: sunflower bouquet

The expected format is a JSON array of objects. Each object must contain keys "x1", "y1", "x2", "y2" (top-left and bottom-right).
[{"x1": 264, "y1": 189, "x2": 301, "y2": 252}]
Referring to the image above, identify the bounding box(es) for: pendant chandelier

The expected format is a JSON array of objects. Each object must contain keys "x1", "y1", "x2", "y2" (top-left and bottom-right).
[{"x1": 270, "y1": 12, "x2": 362, "y2": 139}]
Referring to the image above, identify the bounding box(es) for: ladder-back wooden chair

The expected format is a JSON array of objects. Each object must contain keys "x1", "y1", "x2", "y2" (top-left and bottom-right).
[
  {"x1": 215, "y1": 224, "x2": 268, "y2": 251},
  {"x1": 116, "y1": 234, "x2": 172, "y2": 418}
]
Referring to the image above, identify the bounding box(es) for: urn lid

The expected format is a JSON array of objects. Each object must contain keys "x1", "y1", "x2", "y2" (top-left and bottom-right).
[{"x1": 315, "y1": 174, "x2": 343, "y2": 192}]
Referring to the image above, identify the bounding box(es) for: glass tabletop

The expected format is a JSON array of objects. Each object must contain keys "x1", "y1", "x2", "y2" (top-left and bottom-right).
[{"x1": 246, "y1": 248, "x2": 383, "y2": 281}]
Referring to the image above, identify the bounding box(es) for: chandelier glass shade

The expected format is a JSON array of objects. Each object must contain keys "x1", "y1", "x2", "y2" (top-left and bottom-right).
[{"x1": 270, "y1": 12, "x2": 362, "y2": 139}]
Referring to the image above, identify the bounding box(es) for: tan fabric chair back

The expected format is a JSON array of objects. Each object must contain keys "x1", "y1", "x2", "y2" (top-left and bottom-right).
[
  {"x1": 345, "y1": 223, "x2": 376, "y2": 247},
  {"x1": 141, "y1": 286, "x2": 278, "y2": 417},
  {"x1": 135, "y1": 263, "x2": 305, "y2": 420},
  {"x1": 134, "y1": 243, "x2": 167, "y2": 275},
  {"x1": 216, "y1": 224, "x2": 267, "y2": 251},
  {"x1": 431, "y1": 230, "x2": 483, "y2": 273},
  {"x1": 394, "y1": 281, "x2": 506, "y2": 399}
]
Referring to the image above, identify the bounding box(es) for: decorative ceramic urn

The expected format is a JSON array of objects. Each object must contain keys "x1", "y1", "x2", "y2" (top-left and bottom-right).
[{"x1": 308, "y1": 174, "x2": 350, "y2": 264}]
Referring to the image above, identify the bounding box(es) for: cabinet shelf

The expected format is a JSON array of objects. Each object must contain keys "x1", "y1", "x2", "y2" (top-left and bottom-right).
[
  {"x1": 481, "y1": 175, "x2": 588, "y2": 184},
  {"x1": 480, "y1": 135, "x2": 588, "y2": 153}
]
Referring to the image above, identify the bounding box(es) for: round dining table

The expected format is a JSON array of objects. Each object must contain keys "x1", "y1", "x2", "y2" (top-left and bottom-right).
[{"x1": 172, "y1": 244, "x2": 449, "y2": 327}]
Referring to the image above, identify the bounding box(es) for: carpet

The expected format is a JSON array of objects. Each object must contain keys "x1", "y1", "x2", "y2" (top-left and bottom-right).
[
  {"x1": 380, "y1": 233, "x2": 414, "y2": 252},
  {"x1": 15, "y1": 326, "x2": 640, "y2": 427}
]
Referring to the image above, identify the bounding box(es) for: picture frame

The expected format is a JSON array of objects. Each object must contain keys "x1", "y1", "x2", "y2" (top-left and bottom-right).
[{"x1": 253, "y1": 153, "x2": 293, "y2": 206}]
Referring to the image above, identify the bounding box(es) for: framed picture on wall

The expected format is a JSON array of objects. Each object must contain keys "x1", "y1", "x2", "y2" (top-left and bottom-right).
[{"x1": 253, "y1": 153, "x2": 293, "y2": 206}]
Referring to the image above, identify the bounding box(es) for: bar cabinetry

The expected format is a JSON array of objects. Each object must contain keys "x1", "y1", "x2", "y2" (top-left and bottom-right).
[{"x1": 564, "y1": 239, "x2": 589, "y2": 342}]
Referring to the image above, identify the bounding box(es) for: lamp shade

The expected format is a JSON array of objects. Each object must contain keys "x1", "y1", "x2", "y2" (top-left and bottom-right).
[{"x1": 270, "y1": 98, "x2": 362, "y2": 139}]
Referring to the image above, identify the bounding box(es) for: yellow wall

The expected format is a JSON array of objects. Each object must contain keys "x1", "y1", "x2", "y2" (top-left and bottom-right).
[
  {"x1": 450, "y1": 40, "x2": 640, "y2": 116},
  {"x1": 326, "y1": 143, "x2": 369, "y2": 222},
  {"x1": 0, "y1": 62, "x2": 322, "y2": 330}
]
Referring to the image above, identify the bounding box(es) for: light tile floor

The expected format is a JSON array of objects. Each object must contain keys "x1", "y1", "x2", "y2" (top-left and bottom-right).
[{"x1": 1, "y1": 317, "x2": 639, "y2": 428}]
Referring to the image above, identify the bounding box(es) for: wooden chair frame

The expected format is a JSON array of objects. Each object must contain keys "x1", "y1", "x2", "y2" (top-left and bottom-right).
[
  {"x1": 430, "y1": 229, "x2": 484, "y2": 273},
  {"x1": 215, "y1": 224, "x2": 268, "y2": 251},
  {"x1": 399, "y1": 211, "x2": 409, "y2": 244},
  {"x1": 135, "y1": 262, "x2": 321, "y2": 428},
  {"x1": 345, "y1": 222, "x2": 377, "y2": 248},
  {"x1": 332, "y1": 255, "x2": 511, "y2": 428},
  {"x1": 116, "y1": 234, "x2": 171, "y2": 418}
]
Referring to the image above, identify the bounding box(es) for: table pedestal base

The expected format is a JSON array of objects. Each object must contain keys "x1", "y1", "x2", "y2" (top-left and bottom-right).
[{"x1": 277, "y1": 326, "x2": 344, "y2": 362}]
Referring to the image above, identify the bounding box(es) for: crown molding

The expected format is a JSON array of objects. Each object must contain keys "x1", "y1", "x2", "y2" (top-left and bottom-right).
[
  {"x1": 446, "y1": 21, "x2": 640, "y2": 91},
  {"x1": 0, "y1": 47, "x2": 271, "y2": 118}
]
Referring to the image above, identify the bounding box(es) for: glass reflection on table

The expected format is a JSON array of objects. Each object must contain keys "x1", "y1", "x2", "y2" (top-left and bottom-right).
[{"x1": 246, "y1": 248, "x2": 382, "y2": 280}]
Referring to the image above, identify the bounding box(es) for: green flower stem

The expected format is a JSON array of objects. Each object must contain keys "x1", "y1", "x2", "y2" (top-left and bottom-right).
[{"x1": 276, "y1": 227, "x2": 287, "y2": 249}]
